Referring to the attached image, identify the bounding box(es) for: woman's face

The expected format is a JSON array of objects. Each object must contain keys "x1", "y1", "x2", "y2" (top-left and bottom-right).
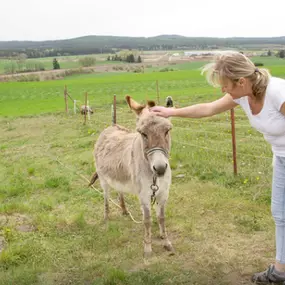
[{"x1": 221, "y1": 77, "x2": 251, "y2": 99}]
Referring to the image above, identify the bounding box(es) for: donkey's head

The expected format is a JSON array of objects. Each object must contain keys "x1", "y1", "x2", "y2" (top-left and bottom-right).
[{"x1": 126, "y1": 95, "x2": 172, "y2": 177}]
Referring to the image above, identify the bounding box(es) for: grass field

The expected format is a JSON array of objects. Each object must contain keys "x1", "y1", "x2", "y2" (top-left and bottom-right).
[
  {"x1": 0, "y1": 57, "x2": 285, "y2": 284},
  {"x1": 0, "y1": 54, "x2": 113, "y2": 75}
]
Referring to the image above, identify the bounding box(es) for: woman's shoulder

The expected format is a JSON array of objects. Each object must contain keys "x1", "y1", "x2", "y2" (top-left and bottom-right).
[
  {"x1": 267, "y1": 76, "x2": 285, "y2": 93},
  {"x1": 266, "y1": 76, "x2": 285, "y2": 109}
]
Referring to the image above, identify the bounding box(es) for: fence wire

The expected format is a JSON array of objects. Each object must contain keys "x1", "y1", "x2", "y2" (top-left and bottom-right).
[{"x1": 65, "y1": 93, "x2": 273, "y2": 199}]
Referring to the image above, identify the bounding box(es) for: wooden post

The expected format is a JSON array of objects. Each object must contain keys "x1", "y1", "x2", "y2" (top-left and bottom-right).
[
  {"x1": 230, "y1": 108, "x2": 237, "y2": 175},
  {"x1": 64, "y1": 85, "x2": 68, "y2": 114},
  {"x1": 111, "y1": 104, "x2": 114, "y2": 126},
  {"x1": 113, "y1": 94, "x2": 117, "y2": 125},
  {"x1": 87, "y1": 100, "x2": 91, "y2": 121},
  {"x1": 73, "y1": 100, "x2": 77, "y2": 114},
  {"x1": 156, "y1": 80, "x2": 160, "y2": 105},
  {"x1": 84, "y1": 92, "x2": 88, "y2": 125}
]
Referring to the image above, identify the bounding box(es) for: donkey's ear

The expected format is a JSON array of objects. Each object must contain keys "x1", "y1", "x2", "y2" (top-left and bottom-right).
[
  {"x1": 125, "y1": 95, "x2": 145, "y2": 115},
  {"x1": 147, "y1": 100, "x2": 156, "y2": 108}
]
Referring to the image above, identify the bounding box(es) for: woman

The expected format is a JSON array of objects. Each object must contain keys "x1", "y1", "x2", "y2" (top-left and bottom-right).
[{"x1": 150, "y1": 52, "x2": 285, "y2": 284}]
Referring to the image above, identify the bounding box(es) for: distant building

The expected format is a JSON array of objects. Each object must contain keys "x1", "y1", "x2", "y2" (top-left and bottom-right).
[{"x1": 184, "y1": 50, "x2": 237, "y2": 57}]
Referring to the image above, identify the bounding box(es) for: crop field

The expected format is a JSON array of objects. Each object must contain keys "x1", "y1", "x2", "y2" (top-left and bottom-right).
[
  {"x1": 0, "y1": 54, "x2": 114, "y2": 75},
  {"x1": 0, "y1": 57, "x2": 285, "y2": 284}
]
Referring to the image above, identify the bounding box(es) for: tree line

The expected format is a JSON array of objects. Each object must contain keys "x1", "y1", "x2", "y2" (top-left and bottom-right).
[
  {"x1": 1, "y1": 35, "x2": 285, "y2": 58},
  {"x1": 107, "y1": 54, "x2": 142, "y2": 63}
]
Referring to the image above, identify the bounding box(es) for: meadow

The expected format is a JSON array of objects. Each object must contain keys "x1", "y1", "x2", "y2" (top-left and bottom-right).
[
  {"x1": 0, "y1": 56, "x2": 285, "y2": 284},
  {"x1": 0, "y1": 54, "x2": 113, "y2": 75}
]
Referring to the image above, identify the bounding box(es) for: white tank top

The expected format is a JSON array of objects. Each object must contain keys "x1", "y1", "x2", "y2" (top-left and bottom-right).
[{"x1": 233, "y1": 77, "x2": 285, "y2": 157}]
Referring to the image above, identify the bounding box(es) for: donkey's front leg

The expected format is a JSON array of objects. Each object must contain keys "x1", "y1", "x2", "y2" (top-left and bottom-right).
[
  {"x1": 140, "y1": 198, "x2": 152, "y2": 258},
  {"x1": 155, "y1": 202, "x2": 175, "y2": 254}
]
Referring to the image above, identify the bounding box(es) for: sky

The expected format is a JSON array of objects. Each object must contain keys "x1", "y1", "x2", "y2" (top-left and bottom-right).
[{"x1": 1, "y1": 0, "x2": 285, "y2": 41}]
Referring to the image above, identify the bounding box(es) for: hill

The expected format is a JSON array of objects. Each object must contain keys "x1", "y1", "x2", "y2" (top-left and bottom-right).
[{"x1": 0, "y1": 35, "x2": 284, "y2": 58}]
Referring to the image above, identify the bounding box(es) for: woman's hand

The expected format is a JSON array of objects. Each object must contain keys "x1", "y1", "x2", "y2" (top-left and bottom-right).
[{"x1": 150, "y1": 106, "x2": 175, "y2": 118}]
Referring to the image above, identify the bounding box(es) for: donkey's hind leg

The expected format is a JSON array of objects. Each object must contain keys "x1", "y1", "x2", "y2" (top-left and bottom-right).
[
  {"x1": 99, "y1": 179, "x2": 110, "y2": 222},
  {"x1": 118, "y1": 193, "x2": 129, "y2": 216}
]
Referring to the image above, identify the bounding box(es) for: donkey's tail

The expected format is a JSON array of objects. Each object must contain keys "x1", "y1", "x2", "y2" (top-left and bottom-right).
[{"x1": 88, "y1": 171, "x2": 99, "y2": 187}]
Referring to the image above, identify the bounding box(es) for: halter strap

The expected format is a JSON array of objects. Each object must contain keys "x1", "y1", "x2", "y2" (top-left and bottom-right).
[{"x1": 145, "y1": 147, "x2": 168, "y2": 158}]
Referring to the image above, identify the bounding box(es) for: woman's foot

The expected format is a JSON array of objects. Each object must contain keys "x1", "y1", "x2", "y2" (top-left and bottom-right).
[{"x1": 251, "y1": 264, "x2": 285, "y2": 284}]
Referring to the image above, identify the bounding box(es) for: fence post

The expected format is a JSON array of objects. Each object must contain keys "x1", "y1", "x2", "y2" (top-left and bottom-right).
[
  {"x1": 230, "y1": 108, "x2": 238, "y2": 175},
  {"x1": 87, "y1": 100, "x2": 91, "y2": 121},
  {"x1": 84, "y1": 92, "x2": 88, "y2": 125},
  {"x1": 113, "y1": 94, "x2": 117, "y2": 125},
  {"x1": 74, "y1": 100, "x2": 77, "y2": 114},
  {"x1": 111, "y1": 104, "x2": 114, "y2": 126},
  {"x1": 156, "y1": 80, "x2": 160, "y2": 105},
  {"x1": 64, "y1": 85, "x2": 68, "y2": 114}
]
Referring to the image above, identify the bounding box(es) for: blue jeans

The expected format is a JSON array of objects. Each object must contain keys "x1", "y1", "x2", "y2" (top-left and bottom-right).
[{"x1": 272, "y1": 155, "x2": 285, "y2": 263}]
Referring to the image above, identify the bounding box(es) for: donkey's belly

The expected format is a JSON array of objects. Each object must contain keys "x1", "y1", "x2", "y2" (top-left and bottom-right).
[{"x1": 105, "y1": 177, "x2": 139, "y2": 195}]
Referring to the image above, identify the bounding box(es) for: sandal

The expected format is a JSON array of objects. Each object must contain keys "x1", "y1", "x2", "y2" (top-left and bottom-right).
[{"x1": 251, "y1": 264, "x2": 285, "y2": 284}]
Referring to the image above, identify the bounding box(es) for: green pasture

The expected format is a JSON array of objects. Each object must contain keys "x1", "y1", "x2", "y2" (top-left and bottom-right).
[{"x1": 0, "y1": 58, "x2": 285, "y2": 284}]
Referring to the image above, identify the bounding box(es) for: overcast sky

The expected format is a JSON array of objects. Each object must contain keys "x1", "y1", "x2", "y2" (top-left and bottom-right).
[{"x1": 1, "y1": 0, "x2": 284, "y2": 41}]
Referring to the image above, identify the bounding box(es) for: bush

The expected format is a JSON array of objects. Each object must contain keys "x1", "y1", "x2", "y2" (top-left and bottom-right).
[
  {"x1": 53, "y1": 58, "x2": 60, "y2": 70},
  {"x1": 79, "y1": 56, "x2": 96, "y2": 67},
  {"x1": 159, "y1": 67, "x2": 175, "y2": 72},
  {"x1": 254, "y1": 62, "x2": 264, "y2": 67},
  {"x1": 133, "y1": 67, "x2": 143, "y2": 73},
  {"x1": 112, "y1": 66, "x2": 124, "y2": 71},
  {"x1": 126, "y1": 54, "x2": 135, "y2": 63},
  {"x1": 277, "y1": 50, "x2": 285, "y2": 58}
]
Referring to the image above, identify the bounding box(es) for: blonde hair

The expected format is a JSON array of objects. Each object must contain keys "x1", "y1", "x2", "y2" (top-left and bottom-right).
[{"x1": 201, "y1": 52, "x2": 271, "y2": 100}]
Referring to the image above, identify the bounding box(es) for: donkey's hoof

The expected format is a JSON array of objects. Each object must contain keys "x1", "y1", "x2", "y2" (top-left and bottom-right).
[
  {"x1": 164, "y1": 244, "x2": 175, "y2": 254},
  {"x1": 122, "y1": 211, "x2": 129, "y2": 216}
]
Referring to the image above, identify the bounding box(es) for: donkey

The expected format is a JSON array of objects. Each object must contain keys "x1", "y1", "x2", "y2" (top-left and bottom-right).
[
  {"x1": 80, "y1": 105, "x2": 94, "y2": 115},
  {"x1": 89, "y1": 95, "x2": 174, "y2": 258},
  {"x1": 165, "y1": 96, "x2": 174, "y2": 108}
]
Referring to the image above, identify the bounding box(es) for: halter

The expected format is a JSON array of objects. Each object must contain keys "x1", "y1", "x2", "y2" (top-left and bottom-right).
[
  {"x1": 145, "y1": 147, "x2": 169, "y2": 205},
  {"x1": 145, "y1": 147, "x2": 169, "y2": 158}
]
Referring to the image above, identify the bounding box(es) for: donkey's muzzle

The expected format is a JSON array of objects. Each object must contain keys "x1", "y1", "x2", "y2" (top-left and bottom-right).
[
  {"x1": 146, "y1": 147, "x2": 169, "y2": 176},
  {"x1": 153, "y1": 163, "x2": 168, "y2": 176}
]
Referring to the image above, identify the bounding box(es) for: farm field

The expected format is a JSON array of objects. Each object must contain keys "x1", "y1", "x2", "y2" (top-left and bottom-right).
[
  {"x1": 0, "y1": 57, "x2": 285, "y2": 284},
  {"x1": 0, "y1": 53, "x2": 116, "y2": 75}
]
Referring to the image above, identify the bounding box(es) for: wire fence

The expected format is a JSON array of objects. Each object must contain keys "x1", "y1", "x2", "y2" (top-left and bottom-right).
[{"x1": 62, "y1": 83, "x2": 274, "y2": 195}]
